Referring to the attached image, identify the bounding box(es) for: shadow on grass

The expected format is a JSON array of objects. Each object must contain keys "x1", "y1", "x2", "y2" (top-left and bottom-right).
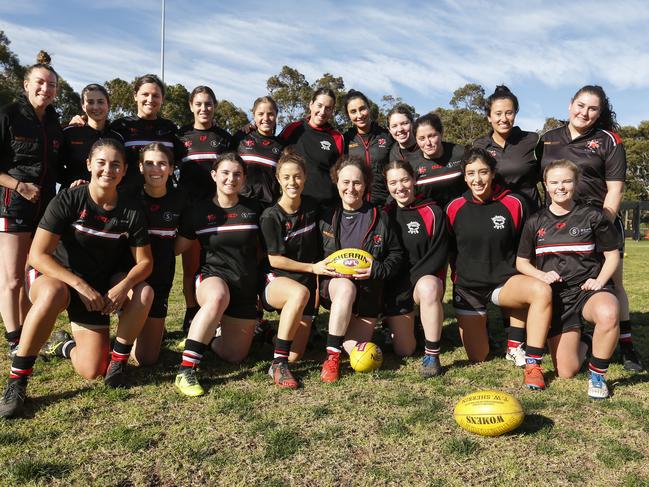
[
  {"x1": 23, "y1": 386, "x2": 94, "y2": 418},
  {"x1": 517, "y1": 413, "x2": 554, "y2": 435}
]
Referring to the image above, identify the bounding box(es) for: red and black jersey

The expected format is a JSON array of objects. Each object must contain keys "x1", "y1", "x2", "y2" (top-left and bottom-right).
[
  {"x1": 413, "y1": 142, "x2": 466, "y2": 207},
  {"x1": 110, "y1": 116, "x2": 184, "y2": 188},
  {"x1": 260, "y1": 196, "x2": 321, "y2": 288},
  {"x1": 538, "y1": 125, "x2": 626, "y2": 208},
  {"x1": 38, "y1": 185, "x2": 149, "y2": 289},
  {"x1": 473, "y1": 127, "x2": 541, "y2": 209},
  {"x1": 279, "y1": 120, "x2": 343, "y2": 205},
  {"x1": 387, "y1": 198, "x2": 448, "y2": 287},
  {"x1": 389, "y1": 141, "x2": 427, "y2": 169},
  {"x1": 59, "y1": 124, "x2": 124, "y2": 188},
  {"x1": 517, "y1": 203, "x2": 619, "y2": 288},
  {"x1": 178, "y1": 196, "x2": 261, "y2": 293},
  {"x1": 446, "y1": 186, "x2": 527, "y2": 289},
  {"x1": 235, "y1": 130, "x2": 284, "y2": 206},
  {"x1": 344, "y1": 123, "x2": 394, "y2": 206},
  {"x1": 178, "y1": 124, "x2": 233, "y2": 200}
]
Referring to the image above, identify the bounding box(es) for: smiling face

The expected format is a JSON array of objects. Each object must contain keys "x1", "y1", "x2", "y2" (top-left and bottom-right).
[
  {"x1": 254, "y1": 101, "x2": 277, "y2": 136},
  {"x1": 277, "y1": 162, "x2": 305, "y2": 200},
  {"x1": 87, "y1": 146, "x2": 125, "y2": 189},
  {"x1": 82, "y1": 90, "x2": 109, "y2": 125},
  {"x1": 386, "y1": 167, "x2": 415, "y2": 207},
  {"x1": 135, "y1": 82, "x2": 163, "y2": 120},
  {"x1": 346, "y1": 97, "x2": 371, "y2": 133},
  {"x1": 23, "y1": 67, "x2": 57, "y2": 112},
  {"x1": 336, "y1": 164, "x2": 365, "y2": 210},
  {"x1": 309, "y1": 94, "x2": 335, "y2": 127},
  {"x1": 568, "y1": 92, "x2": 601, "y2": 134},
  {"x1": 140, "y1": 149, "x2": 172, "y2": 189},
  {"x1": 545, "y1": 166, "x2": 576, "y2": 207},
  {"x1": 212, "y1": 159, "x2": 245, "y2": 197},
  {"x1": 190, "y1": 92, "x2": 215, "y2": 128},
  {"x1": 487, "y1": 98, "x2": 516, "y2": 139},
  {"x1": 388, "y1": 113, "x2": 412, "y2": 147},
  {"x1": 464, "y1": 158, "x2": 495, "y2": 201},
  {"x1": 415, "y1": 123, "x2": 443, "y2": 159}
]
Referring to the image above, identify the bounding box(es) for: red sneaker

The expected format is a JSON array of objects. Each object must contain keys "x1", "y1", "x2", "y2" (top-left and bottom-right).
[
  {"x1": 268, "y1": 362, "x2": 298, "y2": 390},
  {"x1": 524, "y1": 363, "x2": 546, "y2": 391},
  {"x1": 321, "y1": 353, "x2": 340, "y2": 383}
]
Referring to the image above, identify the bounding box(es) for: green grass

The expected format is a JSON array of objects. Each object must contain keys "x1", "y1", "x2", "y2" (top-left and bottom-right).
[{"x1": 0, "y1": 240, "x2": 648, "y2": 486}]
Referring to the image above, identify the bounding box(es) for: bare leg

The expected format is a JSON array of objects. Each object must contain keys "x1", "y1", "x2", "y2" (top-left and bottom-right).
[{"x1": 0, "y1": 232, "x2": 31, "y2": 335}]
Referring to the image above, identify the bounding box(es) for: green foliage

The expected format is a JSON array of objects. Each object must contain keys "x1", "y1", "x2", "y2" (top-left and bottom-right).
[
  {"x1": 0, "y1": 30, "x2": 24, "y2": 108},
  {"x1": 266, "y1": 65, "x2": 312, "y2": 127},
  {"x1": 434, "y1": 83, "x2": 490, "y2": 145},
  {"x1": 161, "y1": 83, "x2": 192, "y2": 127},
  {"x1": 53, "y1": 77, "x2": 81, "y2": 124},
  {"x1": 104, "y1": 77, "x2": 136, "y2": 118},
  {"x1": 620, "y1": 122, "x2": 649, "y2": 200},
  {"x1": 540, "y1": 116, "x2": 566, "y2": 133},
  {"x1": 214, "y1": 99, "x2": 249, "y2": 134}
]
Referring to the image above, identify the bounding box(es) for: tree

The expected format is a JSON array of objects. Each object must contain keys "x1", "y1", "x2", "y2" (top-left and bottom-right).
[
  {"x1": 0, "y1": 30, "x2": 24, "y2": 107},
  {"x1": 54, "y1": 78, "x2": 81, "y2": 123},
  {"x1": 214, "y1": 100, "x2": 249, "y2": 134},
  {"x1": 377, "y1": 95, "x2": 418, "y2": 127},
  {"x1": 435, "y1": 83, "x2": 489, "y2": 145},
  {"x1": 267, "y1": 66, "x2": 311, "y2": 127},
  {"x1": 621, "y1": 122, "x2": 649, "y2": 201},
  {"x1": 104, "y1": 78, "x2": 136, "y2": 119},
  {"x1": 540, "y1": 117, "x2": 565, "y2": 133},
  {"x1": 161, "y1": 83, "x2": 192, "y2": 127}
]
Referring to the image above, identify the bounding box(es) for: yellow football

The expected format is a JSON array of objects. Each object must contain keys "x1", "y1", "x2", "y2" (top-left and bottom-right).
[
  {"x1": 349, "y1": 342, "x2": 383, "y2": 373},
  {"x1": 327, "y1": 248, "x2": 373, "y2": 276},
  {"x1": 453, "y1": 390, "x2": 524, "y2": 437}
]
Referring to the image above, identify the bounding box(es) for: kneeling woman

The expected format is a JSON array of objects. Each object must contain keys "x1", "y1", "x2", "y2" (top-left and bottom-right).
[
  {"x1": 174, "y1": 153, "x2": 261, "y2": 397},
  {"x1": 260, "y1": 149, "x2": 335, "y2": 389},
  {"x1": 517, "y1": 159, "x2": 620, "y2": 399},
  {"x1": 0, "y1": 139, "x2": 154, "y2": 418},
  {"x1": 319, "y1": 156, "x2": 403, "y2": 382},
  {"x1": 446, "y1": 148, "x2": 552, "y2": 390},
  {"x1": 383, "y1": 160, "x2": 449, "y2": 377}
]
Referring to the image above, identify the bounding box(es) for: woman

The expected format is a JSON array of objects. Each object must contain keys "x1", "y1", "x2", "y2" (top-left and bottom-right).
[
  {"x1": 446, "y1": 148, "x2": 552, "y2": 390},
  {"x1": 279, "y1": 88, "x2": 343, "y2": 206},
  {"x1": 236, "y1": 96, "x2": 284, "y2": 208},
  {"x1": 387, "y1": 104, "x2": 426, "y2": 168},
  {"x1": 473, "y1": 85, "x2": 541, "y2": 210},
  {"x1": 0, "y1": 138, "x2": 154, "y2": 418},
  {"x1": 177, "y1": 86, "x2": 233, "y2": 334},
  {"x1": 343, "y1": 89, "x2": 393, "y2": 205},
  {"x1": 260, "y1": 149, "x2": 334, "y2": 388},
  {"x1": 383, "y1": 160, "x2": 449, "y2": 377},
  {"x1": 174, "y1": 153, "x2": 261, "y2": 397},
  {"x1": 318, "y1": 156, "x2": 403, "y2": 382},
  {"x1": 111, "y1": 74, "x2": 184, "y2": 189},
  {"x1": 0, "y1": 51, "x2": 63, "y2": 358},
  {"x1": 412, "y1": 113, "x2": 466, "y2": 207},
  {"x1": 517, "y1": 159, "x2": 620, "y2": 399},
  {"x1": 60, "y1": 84, "x2": 123, "y2": 187},
  {"x1": 538, "y1": 85, "x2": 641, "y2": 372}
]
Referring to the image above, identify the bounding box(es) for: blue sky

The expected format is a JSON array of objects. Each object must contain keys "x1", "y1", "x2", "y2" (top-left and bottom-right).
[{"x1": 2, "y1": 0, "x2": 648, "y2": 131}]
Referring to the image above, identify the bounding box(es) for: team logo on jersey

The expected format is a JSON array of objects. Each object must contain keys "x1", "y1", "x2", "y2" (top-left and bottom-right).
[
  {"x1": 569, "y1": 226, "x2": 591, "y2": 237},
  {"x1": 488, "y1": 149, "x2": 497, "y2": 158},
  {"x1": 556, "y1": 222, "x2": 566, "y2": 230},
  {"x1": 491, "y1": 215, "x2": 506, "y2": 230},
  {"x1": 79, "y1": 209, "x2": 89, "y2": 219},
  {"x1": 199, "y1": 135, "x2": 208, "y2": 142},
  {"x1": 207, "y1": 214, "x2": 217, "y2": 222},
  {"x1": 149, "y1": 204, "x2": 160, "y2": 212},
  {"x1": 240, "y1": 212, "x2": 256, "y2": 219},
  {"x1": 162, "y1": 211, "x2": 175, "y2": 222},
  {"x1": 285, "y1": 221, "x2": 293, "y2": 231},
  {"x1": 244, "y1": 139, "x2": 255, "y2": 147},
  {"x1": 537, "y1": 228, "x2": 546, "y2": 238},
  {"x1": 226, "y1": 213, "x2": 237, "y2": 219},
  {"x1": 15, "y1": 219, "x2": 23, "y2": 225},
  {"x1": 184, "y1": 140, "x2": 193, "y2": 148},
  {"x1": 95, "y1": 214, "x2": 109, "y2": 223},
  {"x1": 407, "y1": 221, "x2": 420, "y2": 234},
  {"x1": 210, "y1": 140, "x2": 219, "y2": 148},
  {"x1": 585, "y1": 139, "x2": 600, "y2": 152},
  {"x1": 320, "y1": 140, "x2": 331, "y2": 151},
  {"x1": 373, "y1": 235, "x2": 382, "y2": 245},
  {"x1": 272, "y1": 147, "x2": 281, "y2": 154},
  {"x1": 262, "y1": 140, "x2": 271, "y2": 146},
  {"x1": 378, "y1": 138, "x2": 386, "y2": 147},
  {"x1": 418, "y1": 166, "x2": 426, "y2": 175}
]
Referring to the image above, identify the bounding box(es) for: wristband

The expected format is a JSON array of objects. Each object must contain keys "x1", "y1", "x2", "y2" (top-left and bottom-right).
[{"x1": 14, "y1": 180, "x2": 20, "y2": 191}]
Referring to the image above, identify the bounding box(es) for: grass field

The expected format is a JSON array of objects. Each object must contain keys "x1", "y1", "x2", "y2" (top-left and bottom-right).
[{"x1": 1, "y1": 241, "x2": 648, "y2": 486}]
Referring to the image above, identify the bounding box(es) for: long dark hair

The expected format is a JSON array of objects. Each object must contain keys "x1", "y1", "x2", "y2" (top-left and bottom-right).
[
  {"x1": 484, "y1": 85, "x2": 519, "y2": 115},
  {"x1": 571, "y1": 85, "x2": 619, "y2": 132}
]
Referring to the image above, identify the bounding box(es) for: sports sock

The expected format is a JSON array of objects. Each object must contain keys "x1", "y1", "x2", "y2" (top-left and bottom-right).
[
  {"x1": 424, "y1": 340, "x2": 440, "y2": 357},
  {"x1": 326, "y1": 334, "x2": 344, "y2": 355},
  {"x1": 9, "y1": 355, "x2": 36, "y2": 381},
  {"x1": 61, "y1": 340, "x2": 76, "y2": 359},
  {"x1": 507, "y1": 326, "x2": 525, "y2": 350},
  {"x1": 273, "y1": 338, "x2": 291, "y2": 364},
  {"x1": 619, "y1": 320, "x2": 633, "y2": 350},
  {"x1": 179, "y1": 339, "x2": 206, "y2": 371},
  {"x1": 524, "y1": 345, "x2": 544, "y2": 365},
  {"x1": 110, "y1": 340, "x2": 132, "y2": 363},
  {"x1": 5, "y1": 327, "x2": 22, "y2": 349},
  {"x1": 589, "y1": 355, "x2": 610, "y2": 376}
]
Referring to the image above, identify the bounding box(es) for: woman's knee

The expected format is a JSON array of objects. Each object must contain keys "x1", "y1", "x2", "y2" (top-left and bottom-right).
[
  {"x1": 132, "y1": 282, "x2": 155, "y2": 307},
  {"x1": 392, "y1": 338, "x2": 416, "y2": 358},
  {"x1": 530, "y1": 280, "x2": 552, "y2": 304},
  {"x1": 555, "y1": 362, "x2": 580, "y2": 379}
]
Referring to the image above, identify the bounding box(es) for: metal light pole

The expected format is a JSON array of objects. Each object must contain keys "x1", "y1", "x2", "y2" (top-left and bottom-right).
[{"x1": 160, "y1": 0, "x2": 166, "y2": 82}]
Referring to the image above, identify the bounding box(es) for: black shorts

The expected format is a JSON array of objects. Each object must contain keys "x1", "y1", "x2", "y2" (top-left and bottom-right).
[
  {"x1": 319, "y1": 277, "x2": 383, "y2": 318},
  {"x1": 614, "y1": 215, "x2": 625, "y2": 256},
  {"x1": 548, "y1": 285, "x2": 615, "y2": 338},
  {"x1": 195, "y1": 272, "x2": 257, "y2": 320},
  {"x1": 0, "y1": 216, "x2": 34, "y2": 233},
  {"x1": 260, "y1": 272, "x2": 317, "y2": 317},
  {"x1": 452, "y1": 283, "x2": 506, "y2": 316},
  {"x1": 149, "y1": 283, "x2": 172, "y2": 319},
  {"x1": 384, "y1": 269, "x2": 446, "y2": 316}
]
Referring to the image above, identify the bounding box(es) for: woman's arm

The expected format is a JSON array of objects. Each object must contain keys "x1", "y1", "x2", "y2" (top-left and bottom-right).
[
  {"x1": 581, "y1": 249, "x2": 620, "y2": 291},
  {"x1": 516, "y1": 256, "x2": 561, "y2": 284},
  {"x1": 268, "y1": 254, "x2": 337, "y2": 277},
  {"x1": 174, "y1": 235, "x2": 194, "y2": 255},
  {"x1": 602, "y1": 180, "x2": 624, "y2": 221},
  {"x1": 103, "y1": 244, "x2": 153, "y2": 313}
]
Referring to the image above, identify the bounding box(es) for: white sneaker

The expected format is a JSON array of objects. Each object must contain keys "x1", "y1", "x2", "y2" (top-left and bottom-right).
[
  {"x1": 588, "y1": 371, "x2": 610, "y2": 400},
  {"x1": 505, "y1": 345, "x2": 526, "y2": 367}
]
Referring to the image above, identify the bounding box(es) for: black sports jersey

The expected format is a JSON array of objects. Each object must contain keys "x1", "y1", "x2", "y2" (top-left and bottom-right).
[
  {"x1": 517, "y1": 203, "x2": 619, "y2": 288},
  {"x1": 473, "y1": 127, "x2": 541, "y2": 209},
  {"x1": 538, "y1": 125, "x2": 626, "y2": 208},
  {"x1": 178, "y1": 196, "x2": 261, "y2": 292},
  {"x1": 59, "y1": 125, "x2": 124, "y2": 188},
  {"x1": 387, "y1": 199, "x2": 448, "y2": 286},
  {"x1": 446, "y1": 186, "x2": 527, "y2": 289},
  {"x1": 389, "y1": 141, "x2": 427, "y2": 169},
  {"x1": 38, "y1": 185, "x2": 149, "y2": 288},
  {"x1": 178, "y1": 124, "x2": 232, "y2": 200},
  {"x1": 344, "y1": 123, "x2": 393, "y2": 205},
  {"x1": 110, "y1": 116, "x2": 184, "y2": 188},
  {"x1": 235, "y1": 130, "x2": 284, "y2": 206},
  {"x1": 260, "y1": 196, "x2": 320, "y2": 287},
  {"x1": 413, "y1": 142, "x2": 466, "y2": 207},
  {"x1": 339, "y1": 204, "x2": 374, "y2": 249},
  {"x1": 279, "y1": 120, "x2": 343, "y2": 205}
]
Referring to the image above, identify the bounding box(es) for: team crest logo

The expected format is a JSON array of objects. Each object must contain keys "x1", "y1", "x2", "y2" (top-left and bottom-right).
[
  {"x1": 79, "y1": 209, "x2": 88, "y2": 219},
  {"x1": 320, "y1": 140, "x2": 331, "y2": 151},
  {"x1": 162, "y1": 211, "x2": 174, "y2": 222},
  {"x1": 210, "y1": 140, "x2": 220, "y2": 148},
  {"x1": 262, "y1": 139, "x2": 271, "y2": 146},
  {"x1": 285, "y1": 221, "x2": 293, "y2": 231},
  {"x1": 207, "y1": 214, "x2": 217, "y2": 222},
  {"x1": 556, "y1": 222, "x2": 566, "y2": 230},
  {"x1": 272, "y1": 147, "x2": 281, "y2": 154},
  {"x1": 378, "y1": 138, "x2": 386, "y2": 146},
  {"x1": 373, "y1": 235, "x2": 382, "y2": 244},
  {"x1": 537, "y1": 228, "x2": 546, "y2": 238},
  {"x1": 199, "y1": 135, "x2": 208, "y2": 142},
  {"x1": 491, "y1": 215, "x2": 506, "y2": 230},
  {"x1": 407, "y1": 221, "x2": 420, "y2": 234},
  {"x1": 585, "y1": 140, "x2": 600, "y2": 152},
  {"x1": 184, "y1": 140, "x2": 192, "y2": 148},
  {"x1": 244, "y1": 139, "x2": 255, "y2": 147},
  {"x1": 488, "y1": 149, "x2": 497, "y2": 158},
  {"x1": 418, "y1": 166, "x2": 426, "y2": 175}
]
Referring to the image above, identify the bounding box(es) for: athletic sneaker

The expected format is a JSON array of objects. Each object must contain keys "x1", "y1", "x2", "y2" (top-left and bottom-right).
[
  {"x1": 40, "y1": 330, "x2": 71, "y2": 360},
  {"x1": 505, "y1": 345, "x2": 526, "y2": 367},
  {"x1": 182, "y1": 305, "x2": 199, "y2": 335},
  {"x1": 524, "y1": 363, "x2": 545, "y2": 390},
  {"x1": 588, "y1": 371, "x2": 610, "y2": 400},
  {"x1": 175, "y1": 368, "x2": 204, "y2": 397},
  {"x1": 8, "y1": 343, "x2": 18, "y2": 359},
  {"x1": 268, "y1": 362, "x2": 299, "y2": 389},
  {"x1": 0, "y1": 378, "x2": 27, "y2": 418},
  {"x1": 104, "y1": 360, "x2": 128, "y2": 388},
  {"x1": 320, "y1": 353, "x2": 340, "y2": 383},
  {"x1": 420, "y1": 355, "x2": 442, "y2": 378},
  {"x1": 253, "y1": 320, "x2": 275, "y2": 345},
  {"x1": 621, "y1": 347, "x2": 644, "y2": 373}
]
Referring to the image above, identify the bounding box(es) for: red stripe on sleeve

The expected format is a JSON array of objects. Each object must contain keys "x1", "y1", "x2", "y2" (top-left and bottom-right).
[
  {"x1": 417, "y1": 205, "x2": 435, "y2": 237},
  {"x1": 445, "y1": 197, "x2": 466, "y2": 227},
  {"x1": 500, "y1": 195, "x2": 523, "y2": 231},
  {"x1": 279, "y1": 121, "x2": 303, "y2": 143}
]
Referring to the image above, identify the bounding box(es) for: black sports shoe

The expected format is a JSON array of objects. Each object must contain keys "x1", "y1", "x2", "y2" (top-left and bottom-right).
[
  {"x1": 621, "y1": 347, "x2": 644, "y2": 373},
  {"x1": 104, "y1": 360, "x2": 128, "y2": 388},
  {"x1": 41, "y1": 330, "x2": 72, "y2": 360},
  {"x1": 7, "y1": 342, "x2": 19, "y2": 359},
  {"x1": 0, "y1": 378, "x2": 27, "y2": 418}
]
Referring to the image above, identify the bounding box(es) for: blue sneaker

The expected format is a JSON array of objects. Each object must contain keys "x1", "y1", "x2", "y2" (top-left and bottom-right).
[
  {"x1": 421, "y1": 355, "x2": 442, "y2": 378},
  {"x1": 588, "y1": 371, "x2": 609, "y2": 400}
]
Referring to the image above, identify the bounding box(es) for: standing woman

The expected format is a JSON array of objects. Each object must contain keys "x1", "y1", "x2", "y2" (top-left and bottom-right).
[
  {"x1": 343, "y1": 89, "x2": 393, "y2": 206},
  {"x1": 0, "y1": 51, "x2": 63, "y2": 357},
  {"x1": 383, "y1": 160, "x2": 449, "y2": 377},
  {"x1": 279, "y1": 88, "x2": 344, "y2": 206},
  {"x1": 177, "y1": 86, "x2": 233, "y2": 333},
  {"x1": 0, "y1": 139, "x2": 154, "y2": 418},
  {"x1": 174, "y1": 153, "x2": 261, "y2": 397},
  {"x1": 412, "y1": 113, "x2": 466, "y2": 207},
  {"x1": 538, "y1": 85, "x2": 641, "y2": 372},
  {"x1": 318, "y1": 156, "x2": 403, "y2": 382},
  {"x1": 473, "y1": 85, "x2": 541, "y2": 210},
  {"x1": 236, "y1": 96, "x2": 284, "y2": 208},
  {"x1": 59, "y1": 84, "x2": 123, "y2": 188},
  {"x1": 446, "y1": 148, "x2": 552, "y2": 390},
  {"x1": 387, "y1": 104, "x2": 426, "y2": 168}
]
